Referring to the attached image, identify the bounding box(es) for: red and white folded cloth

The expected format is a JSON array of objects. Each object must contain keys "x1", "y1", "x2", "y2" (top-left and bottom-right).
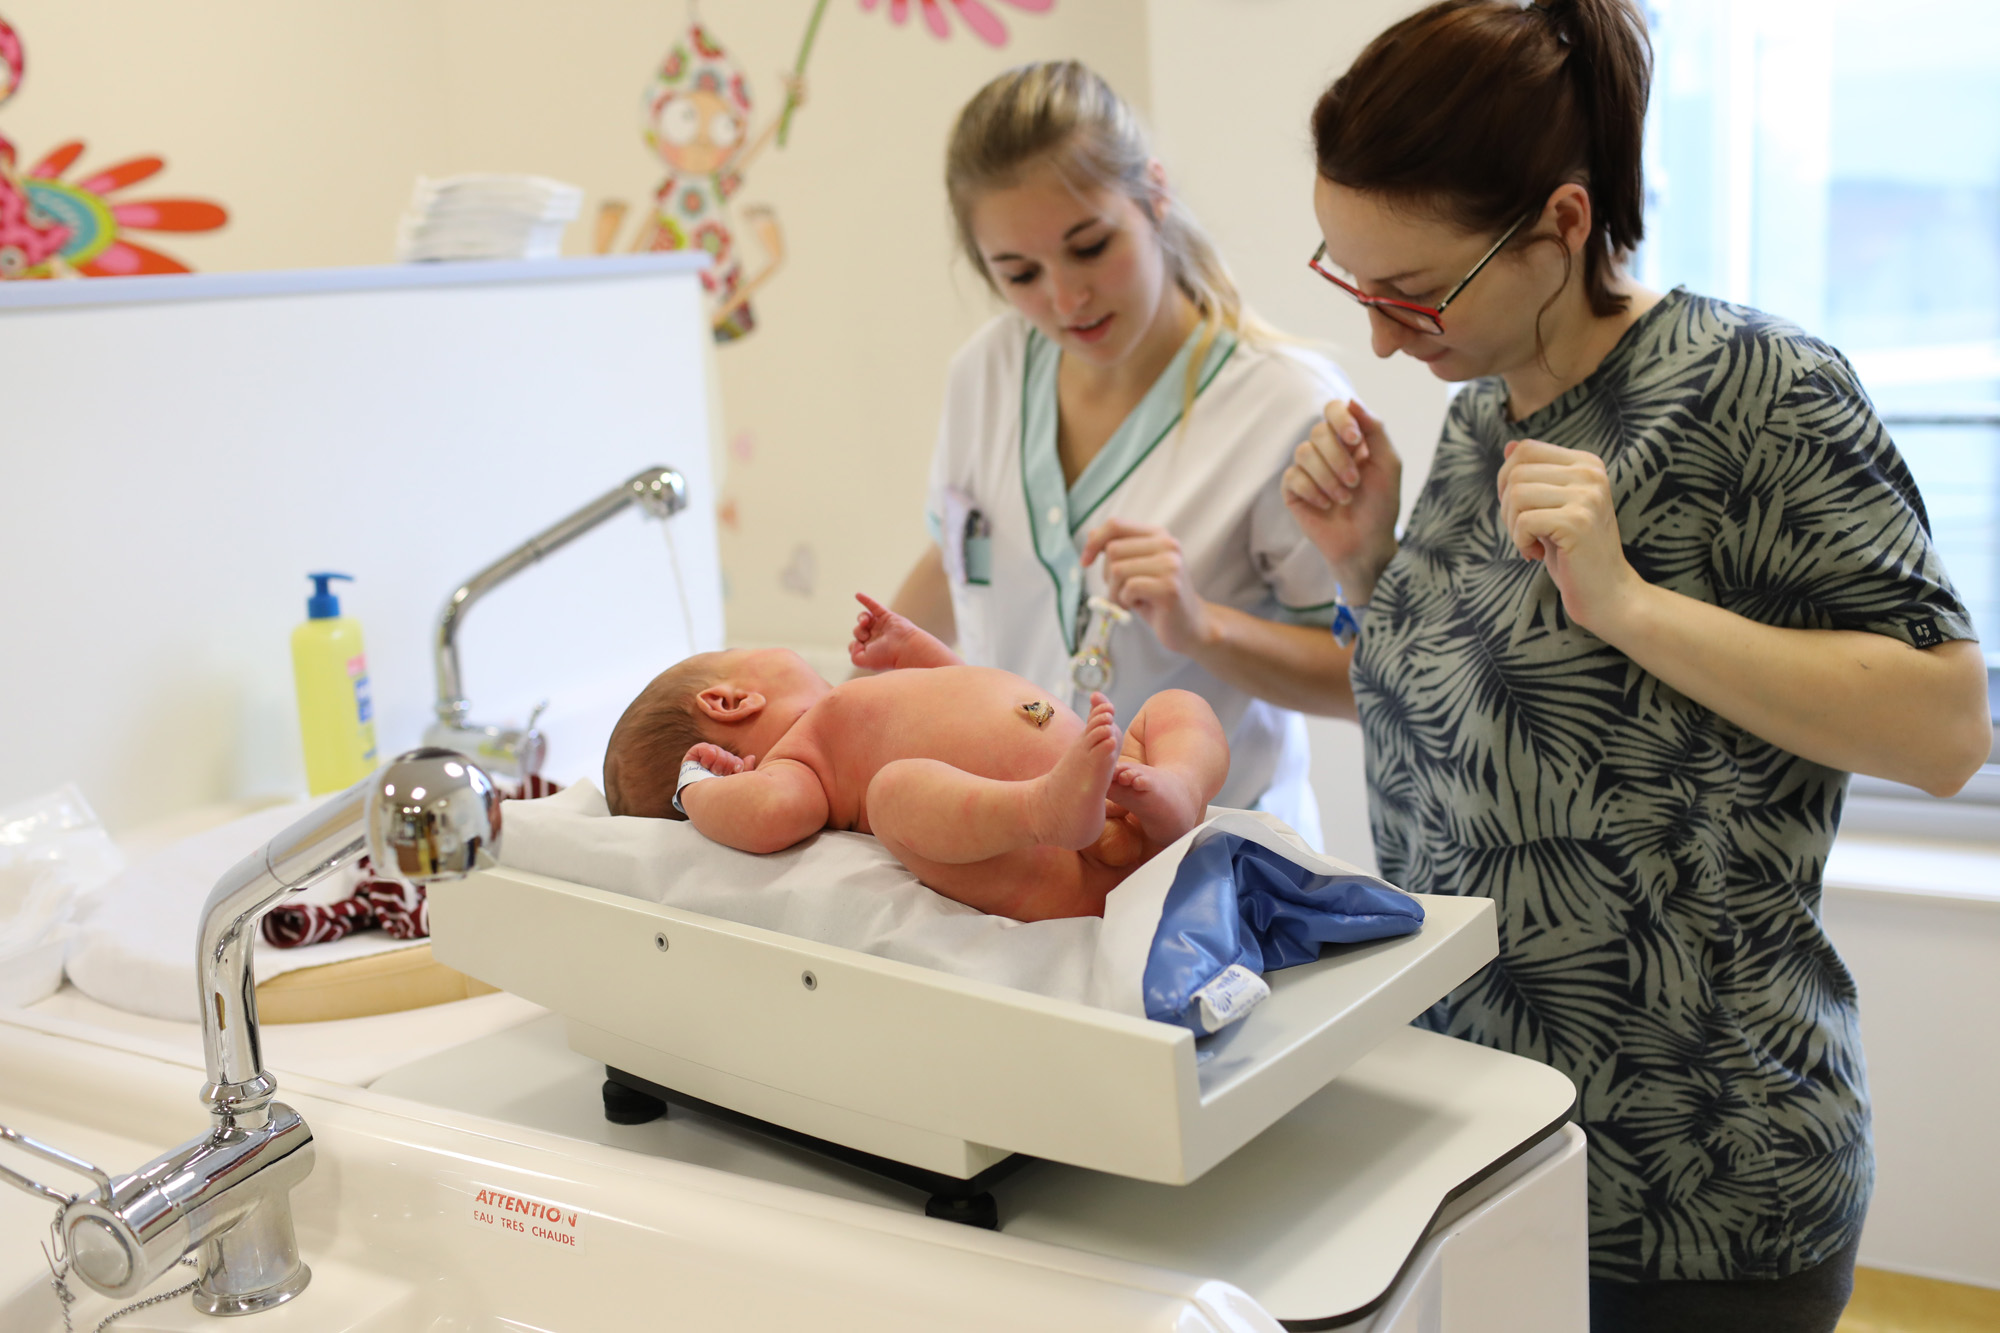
[{"x1": 261, "y1": 774, "x2": 561, "y2": 949}]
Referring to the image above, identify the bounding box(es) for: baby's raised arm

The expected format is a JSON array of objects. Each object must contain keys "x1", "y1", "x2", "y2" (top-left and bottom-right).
[
  {"x1": 849, "y1": 592, "x2": 962, "y2": 672},
  {"x1": 676, "y1": 744, "x2": 831, "y2": 855}
]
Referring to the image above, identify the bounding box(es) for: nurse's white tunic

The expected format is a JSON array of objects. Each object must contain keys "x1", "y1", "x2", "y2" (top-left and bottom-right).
[{"x1": 927, "y1": 314, "x2": 1350, "y2": 845}]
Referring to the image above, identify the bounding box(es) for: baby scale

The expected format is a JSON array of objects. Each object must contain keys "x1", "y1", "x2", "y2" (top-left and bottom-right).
[{"x1": 428, "y1": 869, "x2": 1584, "y2": 1327}]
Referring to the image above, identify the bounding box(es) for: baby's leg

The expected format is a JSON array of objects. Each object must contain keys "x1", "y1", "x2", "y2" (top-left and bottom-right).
[
  {"x1": 1107, "y1": 689, "x2": 1229, "y2": 846},
  {"x1": 876, "y1": 840, "x2": 1125, "y2": 921},
  {"x1": 865, "y1": 694, "x2": 1121, "y2": 863}
]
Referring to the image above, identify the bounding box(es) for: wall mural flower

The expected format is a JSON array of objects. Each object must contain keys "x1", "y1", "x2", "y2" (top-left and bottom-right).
[
  {"x1": 17, "y1": 143, "x2": 227, "y2": 277},
  {"x1": 0, "y1": 11, "x2": 227, "y2": 280}
]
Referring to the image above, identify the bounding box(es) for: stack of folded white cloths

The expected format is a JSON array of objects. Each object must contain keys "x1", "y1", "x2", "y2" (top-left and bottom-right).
[{"x1": 395, "y1": 174, "x2": 583, "y2": 263}]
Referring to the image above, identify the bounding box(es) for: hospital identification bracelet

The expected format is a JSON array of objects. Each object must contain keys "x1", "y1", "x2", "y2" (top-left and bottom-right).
[
  {"x1": 672, "y1": 758, "x2": 722, "y2": 816},
  {"x1": 1330, "y1": 591, "x2": 1369, "y2": 649}
]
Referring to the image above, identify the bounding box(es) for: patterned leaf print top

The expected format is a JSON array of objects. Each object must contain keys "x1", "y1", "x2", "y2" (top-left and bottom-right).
[{"x1": 1352, "y1": 289, "x2": 1978, "y2": 1283}]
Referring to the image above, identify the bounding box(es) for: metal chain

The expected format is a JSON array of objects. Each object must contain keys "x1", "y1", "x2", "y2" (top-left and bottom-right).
[
  {"x1": 41, "y1": 1209, "x2": 200, "y2": 1333},
  {"x1": 85, "y1": 1260, "x2": 200, "y2": 1332}
]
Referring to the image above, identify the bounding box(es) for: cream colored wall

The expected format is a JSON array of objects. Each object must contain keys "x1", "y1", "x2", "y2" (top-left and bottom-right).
[
  {"x1": 0, "y1": 2, "x2": 447, "y2": 274},
  {"x1": 1, "y1": 0, "x2": 1150, "y2": 648}
]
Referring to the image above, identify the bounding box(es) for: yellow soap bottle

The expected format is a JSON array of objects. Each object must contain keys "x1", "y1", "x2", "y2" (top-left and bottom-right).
[{"x1": 291, "y1": 572, "x2": 379, "y2": 795}]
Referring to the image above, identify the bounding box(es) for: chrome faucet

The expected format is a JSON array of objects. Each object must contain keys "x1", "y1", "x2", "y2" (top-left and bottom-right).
[
  {"x1": 0, "y1": 749, "x2": 501, "y2": 1317},
  {"x1": 423, "y1": 465, "x2": 688, "y2": 777}
]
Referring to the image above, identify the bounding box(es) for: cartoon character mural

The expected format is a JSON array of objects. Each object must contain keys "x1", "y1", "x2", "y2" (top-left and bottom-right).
[
  {"x1": 0, "y1": 10, "x2": 226, "y2": 280},
  {"x1": 609, "y1": 2, "x2": 1057, "y2": 342},
  {"x1": 635, "y1": 22, "x2": 801, "y2": 343}
]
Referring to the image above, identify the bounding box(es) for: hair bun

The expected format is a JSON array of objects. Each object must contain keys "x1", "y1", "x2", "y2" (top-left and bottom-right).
[{"x1": 1533, "y1": 0, "x2": 1576, "y2": 42}]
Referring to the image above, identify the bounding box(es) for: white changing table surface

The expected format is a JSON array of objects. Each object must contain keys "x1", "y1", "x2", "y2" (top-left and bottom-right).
[{"x1": 370, "y1": 1015, "x2": 1578, "y2": 1326}]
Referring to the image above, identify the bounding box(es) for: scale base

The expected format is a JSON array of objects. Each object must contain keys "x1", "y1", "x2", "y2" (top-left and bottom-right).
[{"x1": 601, "y1": 1067, "x2": 1028, "y2": 1229}]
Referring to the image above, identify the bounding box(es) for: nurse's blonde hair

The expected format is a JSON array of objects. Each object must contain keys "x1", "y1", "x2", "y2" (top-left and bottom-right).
[{"x1": 946, "y1": 61, "x2": 1274, "y2": 423}]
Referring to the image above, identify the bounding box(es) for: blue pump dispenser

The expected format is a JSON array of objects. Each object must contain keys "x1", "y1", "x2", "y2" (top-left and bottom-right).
[{"x1": 305, "y1": 572, "x2": 354, "y2": 621}]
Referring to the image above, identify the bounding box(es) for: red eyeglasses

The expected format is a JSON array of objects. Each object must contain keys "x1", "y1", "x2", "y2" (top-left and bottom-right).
[{"x1": 1308, "y1": 213, "x2": 1532, "y2": 335}]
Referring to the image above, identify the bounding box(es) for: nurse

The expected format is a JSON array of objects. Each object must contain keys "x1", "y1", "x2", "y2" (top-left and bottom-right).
[
  {"x1": 1285, "y1": 1, "x2": 1992, "y2": 1329},
  {"x1": 890, "y1": 60, "x2": 1355, "y2": 844}
]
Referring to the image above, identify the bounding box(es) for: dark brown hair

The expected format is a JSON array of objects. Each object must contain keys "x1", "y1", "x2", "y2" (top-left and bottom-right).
[
  {"x1": 603, "y1": 660, "x2": 724, "y2": 820},
  {"x1": 1311, "y1": 0, "x2": 1653, "y2": 319}
]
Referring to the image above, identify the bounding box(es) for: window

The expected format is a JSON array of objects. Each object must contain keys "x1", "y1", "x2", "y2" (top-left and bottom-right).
[{"x1": 1643, "y1": 0, "x2": 2000, "y2": 830}]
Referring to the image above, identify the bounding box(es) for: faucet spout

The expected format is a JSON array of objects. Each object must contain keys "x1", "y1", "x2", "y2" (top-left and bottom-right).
[
  {"x1": 428, "y1": 465, "x2": 687, "y2": 775},
  {"x1": 1, "y1": 749, "x2": 505, "y2": 1318},
  {"x1": 198, "y1": 787, "x2": 368, "y2": 1119},
  {"x1": 199, "y1": 750, "x2": 502, "y2": 1120}
]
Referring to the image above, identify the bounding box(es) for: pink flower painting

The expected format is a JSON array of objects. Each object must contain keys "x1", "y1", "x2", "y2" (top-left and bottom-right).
[{"x1": 859, "y1": 0, "x2": 1054, "y2": 47}]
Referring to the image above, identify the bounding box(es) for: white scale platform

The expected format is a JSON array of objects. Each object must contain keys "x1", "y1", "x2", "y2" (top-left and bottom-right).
[
  {"x1": 370, "y1": 1016, "x2": 1582, "y2": 1327},
  {"x1": 431, "y1": 870, "x2": 1506, "y2": 1184}
]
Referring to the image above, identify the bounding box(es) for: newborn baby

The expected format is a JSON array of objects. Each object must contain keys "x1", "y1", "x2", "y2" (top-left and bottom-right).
[{"x1": 603, "y1": 594, "x2": 1228, "y2": 921}]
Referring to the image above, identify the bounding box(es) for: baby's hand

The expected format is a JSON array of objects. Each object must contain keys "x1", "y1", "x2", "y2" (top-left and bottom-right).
[
  {"x1": 849, "y1": 592, "x2": 920, "y2": 671},
  {"x1": 684, "y1": 743, "x2": 755, "y2": 777}
]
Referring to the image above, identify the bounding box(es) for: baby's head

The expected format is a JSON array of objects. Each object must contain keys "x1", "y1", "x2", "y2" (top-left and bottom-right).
[
  {"x1": 604, "y1": 656, "x2": 715, "y2": 819},
  {"x1": 603, "y1": 648, "x2": 829, "y2": 819}
]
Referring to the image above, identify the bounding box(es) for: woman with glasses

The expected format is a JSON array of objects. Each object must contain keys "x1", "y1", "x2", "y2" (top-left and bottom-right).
[
  {"x1": 885, "y1": 61, "x2": 1361, "y2": 844},
  {"x1": 1283, "y1": 1, "x2": 1990, "y2": 1329}
]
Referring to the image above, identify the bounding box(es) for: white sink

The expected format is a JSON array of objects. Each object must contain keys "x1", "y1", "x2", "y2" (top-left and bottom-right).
[{"x1": 0, "y1": 1014, "x2": 1277, "y2": 1331}]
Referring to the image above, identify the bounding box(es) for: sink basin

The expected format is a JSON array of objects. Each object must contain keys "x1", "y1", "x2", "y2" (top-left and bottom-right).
[{"x1": 0, "y1": 1014, "x2": 1278, "y2": 1331}]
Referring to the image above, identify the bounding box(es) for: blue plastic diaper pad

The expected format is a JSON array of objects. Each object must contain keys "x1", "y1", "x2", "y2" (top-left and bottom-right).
[{"x1": 1144, "y1": 834, "x2": 1425, "y2": 1035}]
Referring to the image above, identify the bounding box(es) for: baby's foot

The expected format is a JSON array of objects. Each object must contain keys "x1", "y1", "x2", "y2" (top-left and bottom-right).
[
  {"x1": 1030, "y1": 694, "x2": 1120, "y2": 851},
  {"x1": 1108, "y1": 761, "x2": 1207, "y2": 847},
  {"x1": 1091, "y1": 809, "x2": 1149, "y2": 868}
]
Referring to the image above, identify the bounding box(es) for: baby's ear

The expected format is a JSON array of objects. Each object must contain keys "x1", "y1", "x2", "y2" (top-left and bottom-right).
[{"x1": 695, "y1": 683, "x2": 766, "y2": 723}]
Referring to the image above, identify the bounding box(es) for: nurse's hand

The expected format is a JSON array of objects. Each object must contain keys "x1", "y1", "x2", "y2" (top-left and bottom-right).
[
  {"x1": 1283, "y1": 399, "x2": 1401, "y2": 601},
  {"x1": 1496, "y1": 439, "x2": 1642, "y2": 633},
  {"x1": 1079, "y1": 519, "x2": 1215, "y2": 654}
]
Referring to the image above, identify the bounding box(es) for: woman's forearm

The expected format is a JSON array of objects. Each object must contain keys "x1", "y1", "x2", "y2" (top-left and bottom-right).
[
  {"x1": 1601, "y1": 583, "x2": 1992, "y2": 796},
  {"x1": 890, "y1": 546, "x2": 957, "y2": 645},
  {"x1": 1187, "y1": 604, "x2": 1359, "y2": 719}
]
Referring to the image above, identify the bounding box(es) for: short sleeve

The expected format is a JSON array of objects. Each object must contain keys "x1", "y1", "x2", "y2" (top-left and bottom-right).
[
  {"x1": 1247, "y1": 412, "x2": 1343, "y2": 627},
  {"x1": 926, "y1": 321, "x2": 1000, "y2": 551},
  {"x1": 925, "y1": 387, "x2": 956, "y2": 550},
  {"x1": 1712, "y1": 352, "x2": 1979, "y2": 649}
]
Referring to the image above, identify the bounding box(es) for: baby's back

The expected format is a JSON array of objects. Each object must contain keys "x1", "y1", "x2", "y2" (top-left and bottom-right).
[{"x1": 777, "y1": 666, "x2": 1081, "y2": 831}]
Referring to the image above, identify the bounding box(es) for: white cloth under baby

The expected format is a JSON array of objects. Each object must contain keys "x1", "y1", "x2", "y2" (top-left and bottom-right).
[
  {"x1": 499, "y1": 781, "x2": 1382, "y2": 1027},
  {"x1": 66, "y1": 799, "x2": 428, "y2": 1022}
]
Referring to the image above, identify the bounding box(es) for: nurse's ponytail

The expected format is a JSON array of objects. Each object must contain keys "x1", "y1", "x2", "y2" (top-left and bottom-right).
[
  {"x1": 947, "y1": 61, "x2": 1273, "y2": 420},
  {"x1": 1311, "y1": 0, "x2": 1652, "y2": 320}
]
